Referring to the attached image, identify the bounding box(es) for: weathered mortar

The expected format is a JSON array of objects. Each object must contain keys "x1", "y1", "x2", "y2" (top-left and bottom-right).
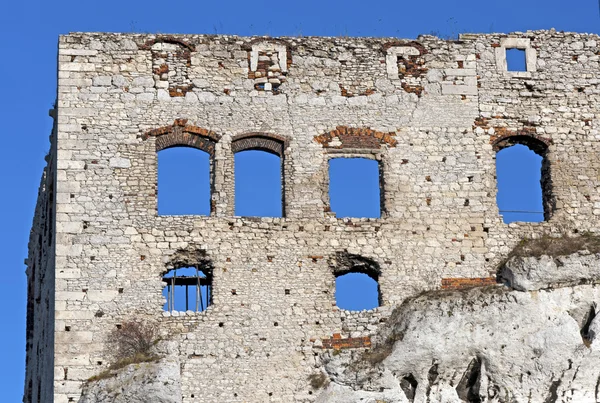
[{"x1": 25, "y1": 29, "x2": 600, "y2": 402}]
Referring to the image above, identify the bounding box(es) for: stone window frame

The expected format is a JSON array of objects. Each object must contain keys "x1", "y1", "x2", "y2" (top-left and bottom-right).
[
  {"x1": 142, "y1": 119, "x2": 221, "y2": 216},
  {"x1": 329, "y1": 251, "x2": 383, "y2": 311},
  {"x1": 140, "y1": 37, "x2": 196, "y2": 97},
  {"x1": 249, "y1": 42, "x2": 288, "y2": 74},
  {"x1": 323, "y1": 149, "x2": 386, "y2": 219},
  {"x1": 385, "y1": 44, "x2": 423, "y2": 79},
  {"x1": 492, "y1": 134, "x2": 553, "y2": 222},
  {"x1": 245, "y1": 39, "x2": 292, "y2": 93},
  {"x1": 231, "y1": 132, "x2": 290, "y2": 218},
  {"x1": 495, "y1": 38, "x2": 537, "y2": 78}
]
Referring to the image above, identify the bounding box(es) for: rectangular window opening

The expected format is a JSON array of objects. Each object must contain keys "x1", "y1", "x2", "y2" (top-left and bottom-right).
[
  {"x1": 234, "y1": 150, "x2": 283, "y2": 218},
  {"x1": 157, "y1": 147, "x2": 211, "y2": 216},
  {"x1": 506, "y1": 48, "x2": 527, "y2": 72},
  {"x1": 328, "y1": 157, "x2": 381, "y2": 218}
]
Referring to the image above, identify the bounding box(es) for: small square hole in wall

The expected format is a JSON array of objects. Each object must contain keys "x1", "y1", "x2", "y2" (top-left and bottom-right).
[{"x1": 506, "y1": 48, "x2": 526, "y2": 72}]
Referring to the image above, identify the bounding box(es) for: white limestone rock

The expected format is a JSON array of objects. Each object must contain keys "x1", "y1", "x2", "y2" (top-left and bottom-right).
[
  {"x1": 318, "y1": 283, "x2": 600, "y2": 403},
  {"x1": 79, "y1": 358, "x2": 181, "y2": 403},
  {"x1": 500, "y1": 252, "x2": 600, "y2": 291}
]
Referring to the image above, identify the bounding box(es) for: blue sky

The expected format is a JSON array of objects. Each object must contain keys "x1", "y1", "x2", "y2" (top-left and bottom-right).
[{"x1": 1, "y1": 0, "x2": 598, "y2": 400}]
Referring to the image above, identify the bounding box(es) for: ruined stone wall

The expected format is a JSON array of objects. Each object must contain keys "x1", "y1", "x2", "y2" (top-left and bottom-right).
[
  {"x1": 27, "y1": 30, "x2": 600, "y2": 402},
  {"x1": 24, "y1": 123, "x2": 57, "y2": 403}
]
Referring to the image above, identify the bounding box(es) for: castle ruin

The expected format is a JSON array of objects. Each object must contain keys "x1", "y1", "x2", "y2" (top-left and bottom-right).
[{"x1": 25, "y1": 30, "x2": 600, "y2": 402}]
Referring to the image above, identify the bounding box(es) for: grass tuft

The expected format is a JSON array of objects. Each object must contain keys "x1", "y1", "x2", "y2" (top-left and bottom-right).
[
  {"x1": 87, "y1": 353, "x2": 160, "y2": 382},
  {"x1": 497, "y1": 232, "x2": 600, "y2": 271},
  {"x1": 308, "y1": 372, "x2": 330, "y2": 389}
]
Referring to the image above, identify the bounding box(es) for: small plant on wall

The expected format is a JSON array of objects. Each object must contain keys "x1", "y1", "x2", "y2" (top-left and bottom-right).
[
  {"x1": 308, "y1": 371, "x2": 330, "y2": 390},
  {"x1": 108, "y1": 320, "x2": 158, "y2": 361},
  {"x1": 88, "y1": 320, "x2": 161, "y2": 382}
]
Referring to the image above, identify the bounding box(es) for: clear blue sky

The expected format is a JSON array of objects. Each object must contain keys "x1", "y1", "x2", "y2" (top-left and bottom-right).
[{"x1": 1, "y1": 0, "x2": 598, "y2": 400}]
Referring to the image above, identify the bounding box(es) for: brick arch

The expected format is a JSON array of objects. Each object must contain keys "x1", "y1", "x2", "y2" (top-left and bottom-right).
[
  {"x1": 329, "y1": 251, "x2": 383, "y2": 308},
  {"x1": 142, "y1": 119, "x2": 221, "y2": 154},
  {"x1": 163, "y1": 248, "x2": 213, "y2": 273},
  {"x1": 491, "y1": 132, "x2": 551, "y2": 156},
  {"x1": 314, "y1": 126, "x2": 397, "y2": 149},
  {"x1": 329, "y1": 251, "x2": 382, "y2": 281},
  {"x1": 231, "y1": 132, "x2": 288, "y2": 157}
]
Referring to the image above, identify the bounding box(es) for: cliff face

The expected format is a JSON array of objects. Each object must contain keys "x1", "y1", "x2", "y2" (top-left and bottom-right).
[{"x1": 316, "y1": 253, "x2": 600, "y2": 403}]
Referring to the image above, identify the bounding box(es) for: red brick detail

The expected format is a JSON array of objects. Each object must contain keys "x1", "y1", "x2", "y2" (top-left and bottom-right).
[
  {"x1": 231, "y1": 132, "x2": 288, "y2": 156},
  {"x1": 382, "y1": 41, "x2": 428, "y2": 97},
  {"x1": 314, "y1": 126, "x2": 397, "y2": 149},
  {"x1": 339, "y1": 84, "x2": 377, "y2": 98},
  {"x1": 441, "y1": 277, "x2": 497, "y2": 290},
  {"x1": 244, "y1": 39, "x2": 293, "y2": 93},
  {"x1": 142, "y1": 120, "x2": 220, "y2": 154},
  {"x1": 401, "y1": 82, "x2": 424, "y2": 97},
  {"x1": 168, "y1": 84, "x2": 195, "y2": 97},
  {"x1": 139, "y1": 37, "x2": 196, "y2": 51},
  {"x1": 320, "y1": 334, "x2": 371, "y2": 350}
]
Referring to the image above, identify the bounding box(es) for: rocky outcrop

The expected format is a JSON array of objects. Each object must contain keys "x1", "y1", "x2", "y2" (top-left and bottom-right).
[
  {"x1": 79, "y1": 358, "x2": 181, "y2": 403},
  {"x1": 499, "y1": 251, "x2": 600, "y2": 291},
  {"x1": 316, "y1": 254, "x2": 600, "y2": 403}
]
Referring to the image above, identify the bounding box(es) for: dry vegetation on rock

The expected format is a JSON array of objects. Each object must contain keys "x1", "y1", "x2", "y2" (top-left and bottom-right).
[
  {"x1": 507, "y1": 232, "x2": 600, "y2": 259},
  {"x1": 87, "y1": 321, "x2": 160, "y2": 382}
]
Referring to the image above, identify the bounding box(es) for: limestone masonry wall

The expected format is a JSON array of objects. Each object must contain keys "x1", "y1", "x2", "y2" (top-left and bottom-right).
[{"x1": 26, "y1": 30, "x2": 600, "y2": 402}]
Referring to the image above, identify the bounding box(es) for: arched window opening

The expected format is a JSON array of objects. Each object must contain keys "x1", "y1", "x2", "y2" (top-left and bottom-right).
[
  {"x1": 496, "y1": 139, "x2": 549, "y2": 223},
  {"x1": 332, "y1": 252, "x2": 382, "y2": 311},
  {"x1": 162, "y1": 266, "x2": 212, "y2": 312},
  {"x1": 234, "y1": 150, "x2": 283, "y2": 217},
  {"x1": 329, "y1": 158, "x2": 381, "y2": 218},
  {"x1": 158, "y1": 147, "x2": 211, "y2": 215},
  {"x1": 335, "y1": 272, "x2": 380, "y2": 311}
]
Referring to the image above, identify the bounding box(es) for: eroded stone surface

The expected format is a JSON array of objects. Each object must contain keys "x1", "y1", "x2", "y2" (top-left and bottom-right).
[
  {"x1": 318, "y1": 282, "x2": 600, "y2": 403},
  {"x1": 500, "y1": 252, "x2": 600, "y2": 291}
]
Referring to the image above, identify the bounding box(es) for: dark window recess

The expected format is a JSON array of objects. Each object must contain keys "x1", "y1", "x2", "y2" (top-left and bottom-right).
[
  {"x1": 158, "y1": 147, "x2": 211, "y2": 216},
  {"x1": 506, "y1": 48, "x2": 526, "y2": 72},
  {"x1": 162, "y1": 267, "x2": 212, "y2": 312},
  {"x1": 329, "y1": 158, "x2": 381, "y2": 218},
  {"x1": 234, "y1": 150, "x2": 283, "y2": 217}
]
